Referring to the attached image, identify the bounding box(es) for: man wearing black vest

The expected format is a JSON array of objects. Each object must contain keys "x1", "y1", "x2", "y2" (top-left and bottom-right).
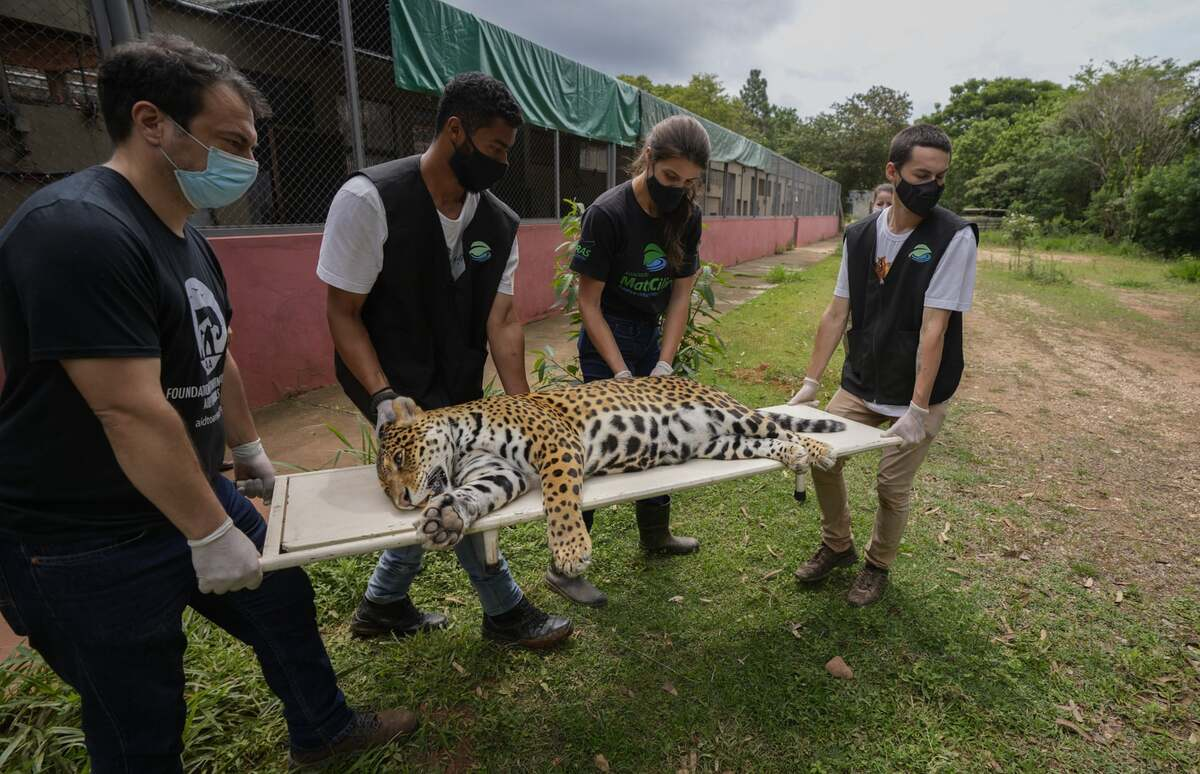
[
  {"x1": 318, "y1": 73, "x2": 571, "y2": 648},
  {"x1": 789, "y1": 124, "x2": 978, "y2": 607}
]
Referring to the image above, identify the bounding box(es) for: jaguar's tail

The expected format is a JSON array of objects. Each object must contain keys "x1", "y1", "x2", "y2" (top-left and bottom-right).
[{"x1": 757, "y1": 411, "x2": 845, "y2": 434}]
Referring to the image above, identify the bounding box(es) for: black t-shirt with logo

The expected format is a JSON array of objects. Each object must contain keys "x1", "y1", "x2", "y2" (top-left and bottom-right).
[
  {"x1": 570, "y1": 181, "x2": 701, "y2": 322},
  {"x1": 0, "y1": 166, "x2": 232, "y2": 541}
]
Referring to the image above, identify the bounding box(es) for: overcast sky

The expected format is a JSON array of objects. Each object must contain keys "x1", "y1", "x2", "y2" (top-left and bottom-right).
[{"x1": 443, "y1": 0, "x2": 1199, "y2": 119}]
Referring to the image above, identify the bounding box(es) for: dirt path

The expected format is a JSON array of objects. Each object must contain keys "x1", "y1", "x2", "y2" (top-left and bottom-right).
[{"x1": 953, "y1": 258, "x2": 1200, "y2": 594}]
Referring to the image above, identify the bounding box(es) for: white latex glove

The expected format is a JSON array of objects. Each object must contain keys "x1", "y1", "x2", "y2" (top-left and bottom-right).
[
  {"x1": 613, "y1": 370, "x2": 634, "y2": 380},
  {"x1": 650, "y1": 360, "x2": 674, "y2": 377},
  {"x1": 371, "y1": 388, "x2": 399, "y2": 437},
  {"x1": 788, "y1": 377, "x2": 822, "y2": 407},
  {"x1": 189, "y1": 517, "x2": 263, "y2": 594},
  {"x1": 882, "y1": 402, "x2": 930, "y2": 449},
  {"x1": 233, "y1": 439, "x2": 275, "y2": 505}
]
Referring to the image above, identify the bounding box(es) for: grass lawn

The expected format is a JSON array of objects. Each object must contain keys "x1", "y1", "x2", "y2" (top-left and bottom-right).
[{"x1": 2, "y1": 250, "x2": 1197, "y2": 772}]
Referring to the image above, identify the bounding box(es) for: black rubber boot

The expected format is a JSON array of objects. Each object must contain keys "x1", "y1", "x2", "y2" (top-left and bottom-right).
[
  {"x1": 636, "y1": 500, "x2": 699, "y2": 555},
  {"x1": 544, "y1": 562, "x2": 608, "y2": 607},
  {"x1": 349, "y1": 596, "x2": 448, "y2": 639},
  {"x1": 482, "y1": 597, "x2": 573, "y2": 649}
]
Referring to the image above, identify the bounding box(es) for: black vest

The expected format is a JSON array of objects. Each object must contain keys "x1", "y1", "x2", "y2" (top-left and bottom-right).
[
  {"x1": 335, "y1": 155, "x2": 519, "y2": 414},
  {"x1": 841, "y1": 206, "x2": 978, "y2": 406}
]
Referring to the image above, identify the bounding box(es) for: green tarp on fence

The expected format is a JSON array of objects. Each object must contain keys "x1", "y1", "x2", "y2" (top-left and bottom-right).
[
  {"x1": 388, "y1": 0, "x2": 640, "y2": 145},
  {"x1": 638, "y1": 92, "x2": 773, "y2": 169},
  {"x1": 387, "y1": 0, "x2": 832, "y2": 179}
]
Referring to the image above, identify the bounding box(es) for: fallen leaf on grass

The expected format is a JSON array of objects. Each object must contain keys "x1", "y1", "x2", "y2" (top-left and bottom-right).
[
  {"x1": 937, "y1": 522, "x2": 951, "y2": 544},
  {"x1": 669, "y1": 595, "x2": 685, "y2": 604},
  {"x1": 444, "y1": 595, "x2": 466, "y2": 605},
  {"x1": 1115, "y1": 590, "x2": 1124, "y2": 604},
  {"x1": 1002, "y1": 517, "x2": 1017, "y2": 530},
  {"x1": 761, "y1": 569, "x2": 782, "y2": 581},
  {"x1": 1189, "y1": 731, "x2": 1198, "y2": 745},
  {"x1": 451, "y1": 661, "x2": 466, "y2": 675},
  {"x1": 474, "y1": 686, "x2": 485, "y2": 699},
  {"x1": 540, "y1": 681, "x2": 551, "y2": 693},
  {"x1": 1040, "y1": 629, "x2": 1048, "y2": 642},
  {"x1": 767, "y1": 545, "x2": 782, "y2": 559},
  {"x1": 825, "y1": 656, "x2": 853, "y2": 679},
  {"x1": 925, "y1": 506, "x2": 942, "y2": 516},
  {"x1": 1055, "y1": 718, "x2": 1090, "y2": 737},
  {"x1": 594, "y1": 753, "x2": 610, "y2": 771},
  {"x1": 789, "y1": 622, "x2": 804, "y2": 639},
  {"x1": 1084, "y1": 577, "x2": 1094, "y2": 589},
  {"x1": 947, "y1": 567, "x2": 968, "y2": 578},
  {"x1": 699, "y1": 597, "x2": 713, "y2": 603},
  {"x1": 663, "y1": 681, "x2": 679, "y2": 696},
  {"x1": 740, "y1": 505, "x2": 750, "y2": 519},
  {"x1": 1019, "y1": 552, "x2": 1032, "y2": 561}
]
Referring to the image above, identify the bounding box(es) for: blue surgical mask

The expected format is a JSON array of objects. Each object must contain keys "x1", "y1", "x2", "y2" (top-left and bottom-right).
[{"x1": 161, "y1": 120, "x2": 258, "y2": 209}]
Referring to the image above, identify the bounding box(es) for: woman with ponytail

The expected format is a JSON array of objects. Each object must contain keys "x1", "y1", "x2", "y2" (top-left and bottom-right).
[{"x1": 544, "y1": 115, "x2": 711, "y2": 607}]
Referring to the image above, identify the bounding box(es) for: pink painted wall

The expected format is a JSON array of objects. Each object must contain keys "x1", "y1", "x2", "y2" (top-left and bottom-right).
[{"x1": 199, "y1": 215, "x2": 839, "y2": 408}]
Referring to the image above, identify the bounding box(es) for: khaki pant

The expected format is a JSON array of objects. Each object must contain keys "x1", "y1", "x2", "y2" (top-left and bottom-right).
[{"x1": 810, "y1": 389, "x2": 949, "y2": 569}]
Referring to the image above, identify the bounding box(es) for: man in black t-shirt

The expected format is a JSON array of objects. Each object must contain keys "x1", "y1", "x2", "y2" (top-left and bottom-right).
[{"x1": 0, "y1": 35, "x2": 411, "y2": 770}]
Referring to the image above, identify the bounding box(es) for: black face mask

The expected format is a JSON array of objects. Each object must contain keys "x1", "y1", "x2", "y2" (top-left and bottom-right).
[
  {"x1": 647, "y1": 166, "x2": 687, "y2": 213},
  {"x1": 449, "y1": 135, "x2": 508, "y2": 192},
  {"x1": 895, "y1": 176, "x2": 943, "y2": 217}
]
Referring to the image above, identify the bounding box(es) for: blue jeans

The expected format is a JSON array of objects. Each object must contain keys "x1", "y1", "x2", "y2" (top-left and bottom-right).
[
  {"x1": 365, "y1": 534, "x2": 522, "y2": 616},
  {"x1": 577, "y1": 313, "x2": 671, "y2": 520},
  {"x1": 360, "y1": 401, "x2": 522, "y2": 616},
  {"x1": 0, "y1": 477, "x2": 354, "y2": 773}
]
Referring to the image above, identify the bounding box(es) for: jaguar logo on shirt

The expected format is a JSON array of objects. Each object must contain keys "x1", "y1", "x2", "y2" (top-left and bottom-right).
[
  {"x1": 643, "y1": 242, "x2": 667, "y2": 272},
  {"x1": 909, "y1": 244, "x2": 933, "y2": 263},
  {"x1": 185, "y1": 278, "x2": 228, "y2": 376},
  {"x1": 468, "y1": 240, "x2": 493, "y2": 263}
]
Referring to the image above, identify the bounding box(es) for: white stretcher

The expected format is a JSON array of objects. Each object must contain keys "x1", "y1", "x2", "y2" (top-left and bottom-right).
[{"x1": 259, "y1": 404, "x2": 901, "y2": 571}]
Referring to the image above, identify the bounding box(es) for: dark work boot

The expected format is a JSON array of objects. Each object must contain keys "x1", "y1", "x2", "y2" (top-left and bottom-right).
[
  {"x1": 349, "y1": 595, "x2": 448, "y2": 639},
  {"x1": 636, "y1": 501, "x2": 700, "y2": 555},
  {"x1": 482, "y1": 597, "x2": 573, "y2": 649},
  {"x1": 544, "y1": 562, "x2": 608, "y2": 607},
  {"x1": 847, "y1": 562, "x2": 890, "y2": 607},
  {"x1": 289, "y1": 708, "x2": 419, "y2": 769},
  {"x1": 793, "y1": 542, "x2": 858, "y2": 583}
]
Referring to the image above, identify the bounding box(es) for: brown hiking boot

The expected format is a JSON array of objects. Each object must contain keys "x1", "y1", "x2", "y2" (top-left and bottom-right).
[
  {"x1": 793, "y1": 543, "x2": 857, "y2": 582},
  {"x1": 288, "y1": 709, "x2": 418, "y2": 768},
  {"x1": 847, "y1": 563, "x2": 889, "y2": 607}
]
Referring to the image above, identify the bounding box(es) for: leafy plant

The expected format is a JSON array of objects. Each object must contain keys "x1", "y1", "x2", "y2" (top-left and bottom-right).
[
  {"x1": 765, "y1": 264, "x2": 805, "y2": 284},
  {"x1": 1001, "y1": 211, "x2": 1038, "y2": 270},
  {"x1": 1167, "y1": 256, "x2": 1200, "y2": 283},
  {"x1": 325, "y1": 421, "x2": 377, "y2": 466}
]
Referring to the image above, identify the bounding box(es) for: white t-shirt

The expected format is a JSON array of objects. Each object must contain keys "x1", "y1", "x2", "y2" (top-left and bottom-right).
[
  {"x1": 833, "y1": 207, "x2": 977, "y2": 417},
  {"x1": 316, "y1": 174, "x2": 520, "y2": 296}
]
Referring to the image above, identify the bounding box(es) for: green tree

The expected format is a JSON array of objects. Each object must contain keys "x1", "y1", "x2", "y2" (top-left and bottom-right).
[
  {"x1": 779, "y1": 85, "x2": 912, "y2": 193},
  {"x1": 1128, "y1": 153, "x2": 1200, "y2": 257},
  {"x1": 739, "y1": 69, "x2": 772, "y2": 143},
  {"x1": 922, "y1": 77, "x2": 1062, "y2": 136},
  {"x1": 618, "y1": 72, "x2": 758, "y2": 138}
]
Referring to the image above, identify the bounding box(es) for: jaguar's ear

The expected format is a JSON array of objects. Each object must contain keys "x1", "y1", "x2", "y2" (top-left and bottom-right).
[{"x1": 392, "y1": 396, "x2": 423, "y2": 427}]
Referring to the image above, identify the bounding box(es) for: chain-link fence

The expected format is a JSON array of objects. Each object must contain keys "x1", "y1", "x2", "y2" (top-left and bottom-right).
[
  {"x1": 0, "y1": 0, "x2": 841, "y2": 228},
  {"x1": 0, "y1": 0, "x2": 108, "y2": 220}
]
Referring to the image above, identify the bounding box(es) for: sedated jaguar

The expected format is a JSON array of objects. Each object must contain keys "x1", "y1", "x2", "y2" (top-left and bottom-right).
[{"x1": 375, "y1": 377, "x2": 845, "y2": 576}]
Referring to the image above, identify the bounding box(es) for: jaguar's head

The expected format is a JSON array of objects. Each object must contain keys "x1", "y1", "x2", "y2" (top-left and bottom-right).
[{"x1": 375, "y1": 398, "x2": 453, "y2": 510}]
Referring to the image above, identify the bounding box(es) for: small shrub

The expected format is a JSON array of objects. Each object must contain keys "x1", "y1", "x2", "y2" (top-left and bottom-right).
[
  {"x1": 1167, "y1": 257, "x2": 1200, "y2": 283},
  {"x1": 765, "y1": 265, "x2": 805, "y2": 284}
]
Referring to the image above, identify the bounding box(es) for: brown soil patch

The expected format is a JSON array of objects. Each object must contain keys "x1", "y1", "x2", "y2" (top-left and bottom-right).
[{"x1": 951, "y1": 284, "x2": 1200, "y2": 594}]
